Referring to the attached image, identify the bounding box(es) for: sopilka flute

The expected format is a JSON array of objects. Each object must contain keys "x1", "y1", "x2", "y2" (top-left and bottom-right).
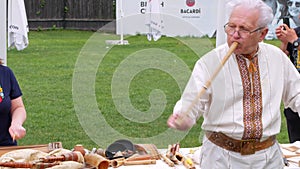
[
  {"x1": 0, "y1": 161, "x2": 59, "y2": 168},
  {"x1": 160, "y1": 153, "x2": 174, "y2": 167},
  {"x1": 174, "y1": 42, "x2": 238, "y2": 126},
  {"x1": 39, "y1": 151, "x2": 82, "y2": 163},
  {"x1": 110, "y1": 157, "x2": 156, "y2": 168}
]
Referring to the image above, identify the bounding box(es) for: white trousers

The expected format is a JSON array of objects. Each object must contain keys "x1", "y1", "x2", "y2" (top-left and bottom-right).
[{"x1": 199, "y1": 136, "x2": 284, "y2": 169}]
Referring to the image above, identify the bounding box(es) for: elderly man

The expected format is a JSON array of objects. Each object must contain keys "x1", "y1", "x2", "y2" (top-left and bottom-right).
[{"x1": 167, "y1": 0, "x2": 300, "y2": 168}]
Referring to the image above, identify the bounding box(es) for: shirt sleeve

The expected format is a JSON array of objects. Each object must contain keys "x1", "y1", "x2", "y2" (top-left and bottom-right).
[
  {"x1": 173, "y1": 56, "x2": 211, "y2": 122},
  {"x1": 282, "y1": 54, "x2": 300, "y2": 115},
  {"x1": 7, "y1": 67, "x2": 22, "y2": 100}
]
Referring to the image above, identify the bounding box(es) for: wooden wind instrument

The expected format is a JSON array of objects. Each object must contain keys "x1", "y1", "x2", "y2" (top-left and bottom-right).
[
  {"x1": 171, "y1": 151, "x2": 196, "y2": 169},
  {"x1": 110, "y1": 158, "x2": 125, "y2": 168},
  {"x1": 126, "y1": 154, "x2": 153, "y2": 161},
  {"x1": 166, "y1": 143, "x2": 181, "y2": 164},
  {"x1": 174, "y1": 42, "x2": 238, "y2": 126},
  {"x1": 283, "y1": 154, "x2": 300, "y2": 158},
  {"x1": 84, "y1": 153, "x2": 110, "y2": 169},
  {"x1": 160, "y1": 154, "x2": 175, "y2": 167},
  {"x1": 0, "y1": 161, "x2": 59, "y2": 168},
  {"x1": 73, "y1": 144, "x2": 86, "y2": 156},
  {"x1": 39, "y1": 151, "x2": 82, "y2": 163},
  {"x1": 110, "y1": 155, "x2": 155, "y2": 168},
  {"x1": 124, "y1": 159, "x2": 156, "y2": 166}
]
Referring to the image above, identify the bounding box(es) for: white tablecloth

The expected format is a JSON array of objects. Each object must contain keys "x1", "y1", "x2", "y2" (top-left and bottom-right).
[
  {"x1": 109, "y1": 160, "x2": 199, "y2": 169},
  {"x1": 106, "y1": 145, "x2": 300, "y2": 169},
  {"x1": 281, "y1": 142, "x2": 300, "y2": 168},
  {"x1": 108, "y1": 148, "x2": 200, "y2": 169}
]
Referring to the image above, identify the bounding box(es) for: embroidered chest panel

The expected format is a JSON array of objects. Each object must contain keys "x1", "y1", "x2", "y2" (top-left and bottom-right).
[{"x1": 236, "y1": 55, "x2": 263, "y2": 140}]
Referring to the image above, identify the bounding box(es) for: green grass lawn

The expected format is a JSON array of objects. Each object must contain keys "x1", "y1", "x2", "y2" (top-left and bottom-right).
[{"x1": 7, "y1": 30, "x2": 289, "y2": 150}]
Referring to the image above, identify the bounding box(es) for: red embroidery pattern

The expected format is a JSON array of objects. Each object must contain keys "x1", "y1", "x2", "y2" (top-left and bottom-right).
[
  {"x1": 0, "y1": 85, "x2": 3, "y2": 103},
  {"x1": 236, "y1": 55, "x2": 263, "y2": 140}
]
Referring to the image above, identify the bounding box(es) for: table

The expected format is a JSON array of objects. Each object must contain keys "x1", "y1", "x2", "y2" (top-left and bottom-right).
[
  {"x1": 108, "y1": 148, "x2": 200, "y2": 169},
  {"x1": 106, "y1": 144, "x2": 300, "y2": 169},
  {"x1": 0, "y1": 143, "x2": 299, "y2": 168},
  {"x1": 281, "y1": 141, "x2": 300, "y2": 168}
]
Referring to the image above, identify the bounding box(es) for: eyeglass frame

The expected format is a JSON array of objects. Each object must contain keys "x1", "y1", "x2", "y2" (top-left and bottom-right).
[
  {"x1": 287, "y1": 0, "x2": 300, "y2": 8},
  {"x1": 224, "y1": 23, "x2": 265, "y2": 38}
]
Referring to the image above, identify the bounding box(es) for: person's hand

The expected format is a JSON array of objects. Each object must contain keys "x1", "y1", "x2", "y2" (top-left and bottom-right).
[
  {"x1": 275, "y1": 24, "x2": 298, "y2": 43},
  {"x1": 167, "y1": 113, "x2": 194, "y2": 131},
  {"x1": 275, "y1": 24, "x2": 289, "y2": 43},
  {"x1": 9, "y1": 123, "x2": 26, "y2": 141}
]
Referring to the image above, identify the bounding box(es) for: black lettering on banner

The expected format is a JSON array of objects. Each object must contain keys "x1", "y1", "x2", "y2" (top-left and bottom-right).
[
  {"x1": 140, "y1": 1, "x2": 147, "y2": 14},
  {"x1": 9, "y1": 25, "x2": 19, "y2": 30},
  {"x1": 180, "y1": 8, "x2": 201, "y2": 14},
  {"x1": 141, "y1": 1, "x2": 147, "y2": 7},
  {"x1": 141, "y1": 8, "x2": 146, "y2": 14},
  {"x1": 140, "y1": 1, "x2": 164, "y2": 14}
]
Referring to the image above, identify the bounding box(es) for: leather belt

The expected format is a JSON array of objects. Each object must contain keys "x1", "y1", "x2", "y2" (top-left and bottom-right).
[{"x1": 206, "y1": 131, "x2": 276, "y2": 155}]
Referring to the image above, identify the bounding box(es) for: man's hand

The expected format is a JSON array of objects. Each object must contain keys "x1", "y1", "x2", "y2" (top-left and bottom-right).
[{"x1": 167, "y1": 113, "x2": 194, "y2": 131}]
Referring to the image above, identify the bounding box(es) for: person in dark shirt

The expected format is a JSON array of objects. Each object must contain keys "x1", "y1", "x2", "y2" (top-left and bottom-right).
[
  {"x1": 0, "y1": 60, "x2": 27, "y2": 146},
  {"x1": 276, "y1": 15, "x2": 300, "y2": 143}
]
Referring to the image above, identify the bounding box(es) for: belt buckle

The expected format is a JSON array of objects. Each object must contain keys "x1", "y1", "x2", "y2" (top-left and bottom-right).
[{"x1": 240, "y1": 139, "x2": 256, "y2": 155}]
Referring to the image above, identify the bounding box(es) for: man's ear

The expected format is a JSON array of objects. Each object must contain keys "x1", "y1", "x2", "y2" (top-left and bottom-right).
[{"x1": 260, "y1": 28, "x2": 269, "y2": 42}]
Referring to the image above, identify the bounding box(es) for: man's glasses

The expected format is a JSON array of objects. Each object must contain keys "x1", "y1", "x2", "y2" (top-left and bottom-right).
[
  {"x1": 224, "y1": 23, "x2": 264, "y2": 38},
  {"x1": 287, "y1": 1, "x2": 300, "y2": 7}
]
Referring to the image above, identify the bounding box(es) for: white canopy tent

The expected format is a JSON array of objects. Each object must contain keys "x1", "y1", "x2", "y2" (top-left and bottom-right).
[{"x1": 0, "y1": 1, "x2": 7, "y2": 65}]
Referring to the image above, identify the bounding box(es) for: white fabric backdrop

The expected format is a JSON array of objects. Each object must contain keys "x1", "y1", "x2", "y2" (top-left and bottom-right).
[
  {"x1": 8, "y1": 0, "x2": 29, "y2": 51},
  {"x1": 116, "y1": 0, "x2": 219, "y2": 38},
  {"x1": 116, "y1": 0, "x2": 300, "y2": 41}
]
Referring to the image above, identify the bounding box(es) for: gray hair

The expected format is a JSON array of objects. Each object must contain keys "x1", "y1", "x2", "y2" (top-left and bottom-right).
[{"x1": 227, "y1": 0, "x2": 274, "y2": 28}]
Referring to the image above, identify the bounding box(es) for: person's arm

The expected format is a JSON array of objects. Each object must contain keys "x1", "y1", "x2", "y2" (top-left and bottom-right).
[
  {"x1": 167, "y1": 58, "x2": 210, "y2": 131},
  {"x1": 280, "y1": 42, "x2": 289, "y2": 55},
  {"x1": 9, "y1": 96, "x2": 26, "y2": 140}
]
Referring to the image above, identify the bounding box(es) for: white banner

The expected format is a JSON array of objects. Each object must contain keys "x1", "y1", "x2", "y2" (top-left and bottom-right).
[
  {"x1": 8, "y1": 0, "x2": 29, "y2": 51},
  {"x1": 116, "y1": 0, "x2": 218, "y2": 37},
  {"x1": 117, "y1": 0, "x2": 300, "y2": 40}
]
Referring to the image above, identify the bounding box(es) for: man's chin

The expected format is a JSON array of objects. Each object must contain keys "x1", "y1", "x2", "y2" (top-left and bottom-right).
[{"x1": 233, "y1": 49, "x2": 242, "y2": 56}]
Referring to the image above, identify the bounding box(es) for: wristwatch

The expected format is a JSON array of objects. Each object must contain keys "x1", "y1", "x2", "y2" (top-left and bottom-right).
[{"x1": 293, "y1": 38, "x2": 300, "y2": 48}]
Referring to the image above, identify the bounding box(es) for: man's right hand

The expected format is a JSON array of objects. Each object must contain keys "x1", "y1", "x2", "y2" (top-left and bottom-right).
[{"x1": 167, "y1": 113, "x2": 194, "y2": 131}]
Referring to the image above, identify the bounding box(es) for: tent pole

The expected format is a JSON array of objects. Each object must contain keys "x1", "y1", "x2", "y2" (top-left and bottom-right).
[
  {"x1": 0, "y1": 0, "x2": 7, "y2": 65},
  {"x1": 105, "y1": 0, "x2": 128, "y2": 45},
  {"x1": 120, "y1": 0, "x2": 124, "y2": 44}
]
